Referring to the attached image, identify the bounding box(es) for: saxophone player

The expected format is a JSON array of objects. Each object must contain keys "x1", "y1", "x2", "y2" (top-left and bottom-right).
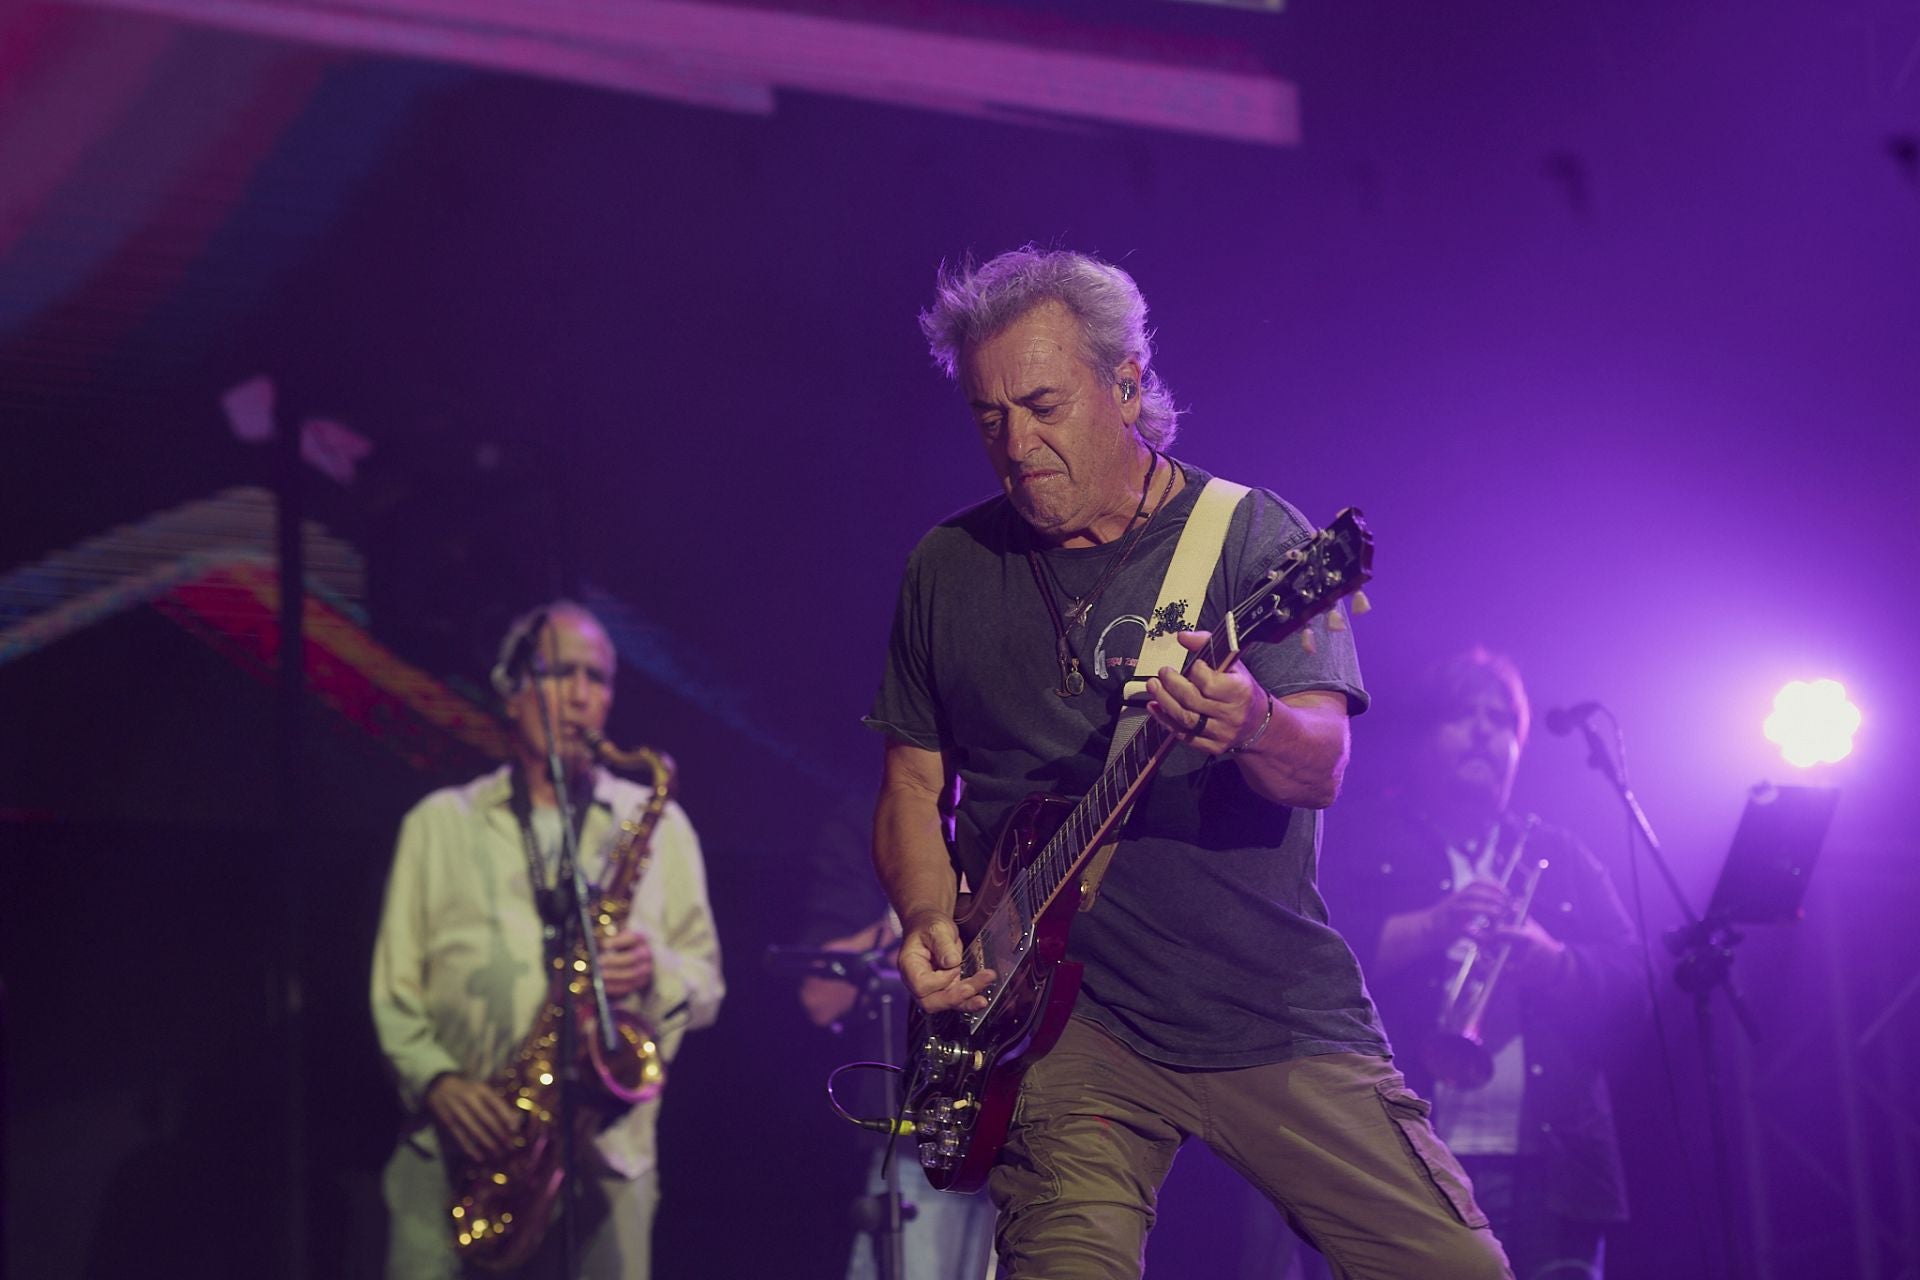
[
  {"x1": 372, "y1": 601, "x2": 724, "y2": 1279},
  {"x1": 1324, "y1": 648, "x2": 1641, "y2": 1280}
]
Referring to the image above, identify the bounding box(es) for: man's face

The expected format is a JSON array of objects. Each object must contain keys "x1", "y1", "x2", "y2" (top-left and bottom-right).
[
  {"x1": 505, "y1": 610, "x2": 615, "y2": 776},
  {"x1": 959, "y1": 300, "x2": 1143, "y2": 548},
  {"x1": 1421, "y1": 680, "x2": 1522, "y2": 814}
]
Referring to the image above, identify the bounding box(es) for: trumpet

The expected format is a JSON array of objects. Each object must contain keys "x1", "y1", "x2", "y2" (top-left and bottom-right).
[{"x1": 1420, "y1": 816, "x2": 1546, "y2": 1090}]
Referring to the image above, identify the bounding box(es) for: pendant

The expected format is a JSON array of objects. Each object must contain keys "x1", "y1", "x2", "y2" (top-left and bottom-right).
[{"x1": 1056, "y1": 647, "x2": 1086, "y2": 698}]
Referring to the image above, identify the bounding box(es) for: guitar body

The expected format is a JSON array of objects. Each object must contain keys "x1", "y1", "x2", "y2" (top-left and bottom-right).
[{"x1": 905, "y1": 792, "x2": 1085, "y2": 1193}]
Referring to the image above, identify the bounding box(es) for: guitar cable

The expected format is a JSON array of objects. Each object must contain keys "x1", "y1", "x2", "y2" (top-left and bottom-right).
[{"x1": 827, "y1": 1060, "x2": 918, "y2": 1135}]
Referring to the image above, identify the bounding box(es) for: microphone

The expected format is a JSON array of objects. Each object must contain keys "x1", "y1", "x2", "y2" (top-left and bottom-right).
[
  {"x1": 1544, "y1": 701, "x2": 1603, "y2": 736},
  {"x1": 490, "y1": 609, "x2": 550, "y2": 696}
]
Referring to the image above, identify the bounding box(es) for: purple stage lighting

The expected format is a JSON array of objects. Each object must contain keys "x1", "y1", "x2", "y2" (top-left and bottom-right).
[{"x1": 1763, "y1": 679, "x2": 1861, "y2": 768}]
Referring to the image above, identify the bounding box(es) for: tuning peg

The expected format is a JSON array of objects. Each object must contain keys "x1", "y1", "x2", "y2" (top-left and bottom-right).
[
  {"x1": 1350, "y1": 591, "x2": 1372, "y2": 615},
  {"x1": 1299, "y1": 629, "x2": 1319, "y2": 655}
]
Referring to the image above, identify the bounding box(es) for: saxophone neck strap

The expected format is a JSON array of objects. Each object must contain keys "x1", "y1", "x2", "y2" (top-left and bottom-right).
[{"x1": 508, "y1": 765, "x2": 596, "y2": 934}]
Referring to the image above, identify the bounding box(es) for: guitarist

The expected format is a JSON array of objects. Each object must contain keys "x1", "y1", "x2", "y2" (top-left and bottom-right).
[{"x1": 866, "y1": 248, "x2": 1511, "y2": 1280}]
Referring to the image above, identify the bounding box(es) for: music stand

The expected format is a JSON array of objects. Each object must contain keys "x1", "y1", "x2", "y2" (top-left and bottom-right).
[
  {"x1": 1672, "y1": 782, "x2": 1838, "y2": 1003},
  {"x1": 1660, "y1": 781, "x2": 1838, "y2": 1280},
  {"x1": 1702, "y1": 782, "x2": 1838, "y2": 927},
  {"x1": 1566, "y1": 703, "x2": 1838, "y2": 1280}
]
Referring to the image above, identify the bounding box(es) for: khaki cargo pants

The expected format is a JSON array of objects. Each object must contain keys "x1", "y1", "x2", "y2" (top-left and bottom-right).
[{"x1": 989, "y1": 1016, "x2": 1512, "y2": 1280}]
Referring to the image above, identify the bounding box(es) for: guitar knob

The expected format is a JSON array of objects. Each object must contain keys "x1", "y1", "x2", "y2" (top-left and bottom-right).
[{"x1": 920, "y1": 1036, "x2": 964, "y2": 1066}]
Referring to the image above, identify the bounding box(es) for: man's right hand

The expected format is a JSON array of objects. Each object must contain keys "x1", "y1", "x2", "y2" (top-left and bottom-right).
[
  {"x1": 1427, "y1": 879, "x2": 1513, "y2": 945},
  {"x1": 425, "y1": 1073, "x2": 520, "y2": 1162},
  {"x1": 898, "y1": 910, "x2": 996, "y2": 1014}
]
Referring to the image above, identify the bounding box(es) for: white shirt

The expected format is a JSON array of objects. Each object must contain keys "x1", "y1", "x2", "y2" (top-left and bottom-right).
[{"x1": 370, "y1": 764, "x2": 724, "y2": 1178}]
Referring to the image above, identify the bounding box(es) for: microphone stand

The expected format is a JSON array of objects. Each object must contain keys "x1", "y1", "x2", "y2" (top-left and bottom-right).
[
  {"x1": 763, "y1": 943, "x2": 913, "y2": 1280},
  {"x1": 532, "y1": 653, "x2": 621, "y2": 1280},
  {"x1": 1567, "y1": 716, "x2": 1756, "y2": 1280},
  {"x1": 862, "y1": 949, "x2": 909, "y2": 1280}
]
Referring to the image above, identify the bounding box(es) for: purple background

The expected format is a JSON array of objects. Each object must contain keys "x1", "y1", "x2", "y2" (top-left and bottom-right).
[{"x1": 2, "y1": 1, "x2": 1915, "y2": 1276}]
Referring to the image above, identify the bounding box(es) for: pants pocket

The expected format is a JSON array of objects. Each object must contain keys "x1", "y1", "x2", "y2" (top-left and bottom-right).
[{"x1": 1375, "y1": 1080, "x2": 1492, "y2": 1229}]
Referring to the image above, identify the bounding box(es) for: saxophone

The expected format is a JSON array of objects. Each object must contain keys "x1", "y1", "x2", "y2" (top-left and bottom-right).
[{"x1": 446, "y1": 735, "x2": 675, "y2": 1271}]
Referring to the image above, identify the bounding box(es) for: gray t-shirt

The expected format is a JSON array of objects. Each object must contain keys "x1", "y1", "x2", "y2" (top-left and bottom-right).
[{"x1": 866, "y1": 460, "x2": 1389, "y2": 1068}]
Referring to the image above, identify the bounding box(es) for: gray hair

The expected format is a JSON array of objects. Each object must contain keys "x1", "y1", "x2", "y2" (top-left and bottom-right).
[
  {"x1": 918, "y1": 247, "x2": 1181, "y2": 449},
  {"x1": 489, "y1": 599, "x2": 614, "y2": 699}
]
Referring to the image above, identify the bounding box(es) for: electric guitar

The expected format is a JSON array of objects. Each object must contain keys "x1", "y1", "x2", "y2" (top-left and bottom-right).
[{"x1": 902, "y1": 508, "x2": 1374, "y2": 1193}]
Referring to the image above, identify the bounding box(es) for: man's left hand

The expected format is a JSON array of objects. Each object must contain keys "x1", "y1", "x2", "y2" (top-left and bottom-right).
[
  {"x1": 1145, "y1": 630, "x2": 1264, "y2": 756},
  {"x1": 598, "y1": 928, "x2": 655, "y2": 999}
]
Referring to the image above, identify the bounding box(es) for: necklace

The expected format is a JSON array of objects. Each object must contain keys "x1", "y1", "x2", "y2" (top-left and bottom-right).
[{"x1": 1024, "y1": 452, "x2": 1176, "y2": 697}]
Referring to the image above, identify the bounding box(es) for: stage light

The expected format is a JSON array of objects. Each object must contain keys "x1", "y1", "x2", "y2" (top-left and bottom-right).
[{"x1": 1762, "y1": 679, "x2": 1860, "y2": 767}]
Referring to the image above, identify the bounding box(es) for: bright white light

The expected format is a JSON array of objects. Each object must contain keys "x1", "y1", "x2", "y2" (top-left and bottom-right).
[{"x1": 1763, "y1": 679, "x2": 1861, "y2": 767}]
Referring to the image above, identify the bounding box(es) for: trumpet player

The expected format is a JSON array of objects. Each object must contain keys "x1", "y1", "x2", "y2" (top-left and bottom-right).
[
  {"x1": 371, "y1": 601, "x2": 724, "y2": 1279},
  {"x1": 1326, "y1": 648, "x2": 1640, "y2": 1280}
]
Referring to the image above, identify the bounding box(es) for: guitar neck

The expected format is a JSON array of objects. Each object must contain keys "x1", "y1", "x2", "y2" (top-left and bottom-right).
[
  {"x1": 1025, "y1": 714, "x2": 1180, "y2": 918},
  {"x1": 1023, "y1": 628, "x2": 1240, "y2": 918}
]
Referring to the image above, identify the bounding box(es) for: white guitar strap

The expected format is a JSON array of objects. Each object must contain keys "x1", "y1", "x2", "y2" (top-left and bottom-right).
[{"x1": 1078, "y1": 476, "x2": 1250, "y2": 911}]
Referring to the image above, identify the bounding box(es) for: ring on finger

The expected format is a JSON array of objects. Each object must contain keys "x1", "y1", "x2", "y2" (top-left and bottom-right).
[{"x1": 1189, "y1": 712, "x2": 1210, "y2": 739}]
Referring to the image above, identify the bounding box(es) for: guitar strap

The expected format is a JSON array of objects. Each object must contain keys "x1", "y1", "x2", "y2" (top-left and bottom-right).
[{"x1": 1078, "y1": 475, "x2": 1250, "y2": 911}]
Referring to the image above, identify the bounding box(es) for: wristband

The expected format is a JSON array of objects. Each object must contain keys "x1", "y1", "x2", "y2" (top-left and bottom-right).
[{"x1": 1222, "y1": 693, "x2": 1276, "y2": 758}]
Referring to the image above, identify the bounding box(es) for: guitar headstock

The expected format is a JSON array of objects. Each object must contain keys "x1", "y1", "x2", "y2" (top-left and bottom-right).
[{"x1": 1230, "y1": 507, "x2": 1374, "y2": 652}]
